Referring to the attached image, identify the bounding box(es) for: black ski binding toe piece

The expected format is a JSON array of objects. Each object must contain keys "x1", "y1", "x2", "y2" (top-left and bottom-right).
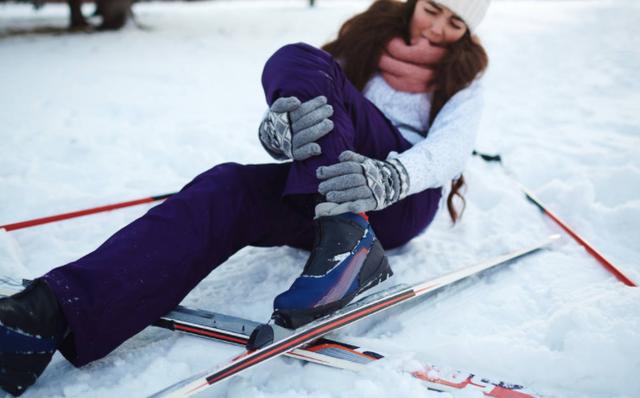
[{"x1": 246, "y1": 324, "x2": 274, "y2": 351}]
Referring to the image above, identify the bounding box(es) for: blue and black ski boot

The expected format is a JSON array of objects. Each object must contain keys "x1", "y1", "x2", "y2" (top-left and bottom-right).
[
  {"x1": 271, "y1": 212, "x2": 392, "y2": 329},
  {"x1": 1, "y1": 279, "x2": 68, "y2": 397}
]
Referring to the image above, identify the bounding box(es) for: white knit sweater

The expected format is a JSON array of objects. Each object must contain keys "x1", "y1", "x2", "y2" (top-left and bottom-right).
[{"x1": 363, "y1": 73, "x2": 484, "y2": 196}]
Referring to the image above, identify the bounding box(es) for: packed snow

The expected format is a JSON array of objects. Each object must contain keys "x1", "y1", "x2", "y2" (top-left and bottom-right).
[{"x1": 1, "y1": 0, "x2": 639, "y2": 397}]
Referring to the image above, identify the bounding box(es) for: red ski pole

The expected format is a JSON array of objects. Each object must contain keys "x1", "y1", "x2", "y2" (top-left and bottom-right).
[
  {"x1": 472, "y1": 151, "x2": 636, "y2": 287},
  {"x1": 520, "y1": 184, "x2": 636, "y2": 287},
  {"x1": 1, "y1": 193, "x2": 175, "y2": 232}
]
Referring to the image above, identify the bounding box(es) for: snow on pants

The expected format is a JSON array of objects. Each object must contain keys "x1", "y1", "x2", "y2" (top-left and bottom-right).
[{"x1": 42, "y1": 43, "x2": 442, "y2": 367}]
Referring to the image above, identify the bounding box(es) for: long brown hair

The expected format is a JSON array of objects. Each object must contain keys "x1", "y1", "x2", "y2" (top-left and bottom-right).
[{"x1": 322, "y1": 0, "x2": 488, "y2": 223}]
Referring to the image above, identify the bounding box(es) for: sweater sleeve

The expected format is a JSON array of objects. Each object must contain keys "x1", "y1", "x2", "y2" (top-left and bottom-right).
[{"x1": 388, "y1": 79, "x2": 484, "y2": 196}]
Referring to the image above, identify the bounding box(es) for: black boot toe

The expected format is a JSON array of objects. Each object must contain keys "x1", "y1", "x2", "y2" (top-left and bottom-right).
[{"x1": 0, "y1": 279, "x2": 68, "y2": 396}]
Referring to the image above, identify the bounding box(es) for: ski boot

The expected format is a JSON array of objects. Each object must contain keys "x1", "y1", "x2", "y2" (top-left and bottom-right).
[
  {"x1": 271, "y1": 212, "x2": 392, "y2": 330},
  {"x1": 0, "y1": 279, "x2": 68, "y2": 396}
]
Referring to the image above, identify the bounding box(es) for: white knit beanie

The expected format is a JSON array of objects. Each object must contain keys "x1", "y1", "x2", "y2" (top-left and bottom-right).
[{"x1": 434, "y1": 0, "x2": 491, "y2": 32}]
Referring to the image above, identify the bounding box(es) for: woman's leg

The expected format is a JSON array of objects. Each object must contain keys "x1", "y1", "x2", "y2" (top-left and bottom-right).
[
  {"x1": 262, "y1": 42, "x2": 411, "y2": 196},
  {"x1": 1, "y1": 162, "x2": 317, "y2": 395},
  {"x1": 261, "y1": 42, "x2": 442, "y2": 249},
  {"x1": 40, "y1": 162, "x2": 314, "y2": 367},
  {"x1": 259, "y1": 43, "x2": 442, "y2": 328}
]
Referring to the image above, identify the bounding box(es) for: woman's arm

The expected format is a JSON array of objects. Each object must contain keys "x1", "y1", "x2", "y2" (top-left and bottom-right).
[
  {"x1": 390, "y1": 79, "x2": 485, "y2": 196},
  {"x1": 314, "y1": 80, "x2": 484, "y2": 217}
]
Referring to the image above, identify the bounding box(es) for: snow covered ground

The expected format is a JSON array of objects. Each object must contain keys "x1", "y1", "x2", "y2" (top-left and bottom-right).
[{"x1": 1, "y1": 0, "x2": 639, "y2": 397}]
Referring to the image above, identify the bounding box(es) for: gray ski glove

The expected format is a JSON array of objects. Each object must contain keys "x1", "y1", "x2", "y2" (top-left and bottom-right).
[
  {"x1": 258, "y1": 96, "x2": 334, "y2": 161},
  {"x1": 315, "y1": 150, "x2": 410, "y2": 217}
]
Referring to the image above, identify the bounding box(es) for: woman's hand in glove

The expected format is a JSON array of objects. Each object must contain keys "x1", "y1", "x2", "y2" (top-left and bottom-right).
[
  {"x1": 258, "y1": 96, "x2": 334, "y2": 161},
  {"x1": 315, "y1": 150, "x2": 409, "y2": 217}
]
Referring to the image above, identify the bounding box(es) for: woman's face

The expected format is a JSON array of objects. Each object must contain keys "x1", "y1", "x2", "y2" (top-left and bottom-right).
[{"x1": 409, "y1": 0, "x2": 468, "y2": 45}]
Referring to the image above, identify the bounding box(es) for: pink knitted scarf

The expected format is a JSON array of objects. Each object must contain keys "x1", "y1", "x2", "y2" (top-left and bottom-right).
[{"x1": 379, "y1": 37, "x2": 447, "y2": 93}]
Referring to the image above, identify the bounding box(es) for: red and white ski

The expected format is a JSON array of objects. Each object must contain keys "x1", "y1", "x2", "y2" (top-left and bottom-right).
[
  {"x1": 151, "y1": 307, "x2": 537, "y2": 396},
  {"x1": 149, "y1": 236, "x2": 557, "y2": 397}
]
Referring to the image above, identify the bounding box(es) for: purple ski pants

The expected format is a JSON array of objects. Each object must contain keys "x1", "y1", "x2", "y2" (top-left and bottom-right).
[{"x1": 43, "y1": 43, "x2": 442, "y2": 367}]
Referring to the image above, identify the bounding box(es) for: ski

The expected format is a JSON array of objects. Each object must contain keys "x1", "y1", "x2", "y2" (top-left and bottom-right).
[
  {"x1": 155, "y1": 307, "x2": 538, "y2": 397},
  {"x1": 0, "y1": 285, "x2": 537, "y2": 397},
  {"x1": 149, "y1": 235, "x2": 557, "y2": 397},
  {"x1": 2, "y1": 237, "x2": 553, "y2": 398}
]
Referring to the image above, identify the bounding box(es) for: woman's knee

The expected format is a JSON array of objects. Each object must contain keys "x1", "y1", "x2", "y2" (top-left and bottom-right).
[
  {"x1": 266, "y1": 43, "x2": 333, "y2": 72},
  {"x1": 262, "y1": 42, "x2": 341, "y2": 105}
]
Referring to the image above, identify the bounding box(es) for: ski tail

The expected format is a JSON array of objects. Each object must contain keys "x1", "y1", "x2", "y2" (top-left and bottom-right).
[
  {"x1": 412, "y1": 365, "x2": 536, "y2": 397},
  {"x1": 306, "y1": 339, "x2": 538, "y2": 398}
]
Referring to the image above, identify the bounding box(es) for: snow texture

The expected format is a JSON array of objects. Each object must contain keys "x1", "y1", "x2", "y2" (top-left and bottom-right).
[{"x1": 1, "y1": 0, "x2": 639, "y2": 397}]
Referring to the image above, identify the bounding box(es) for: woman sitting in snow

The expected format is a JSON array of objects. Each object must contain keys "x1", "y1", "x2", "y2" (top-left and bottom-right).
[{"x1": 0, "y1": 0, "x2": 489, "y2": 395}]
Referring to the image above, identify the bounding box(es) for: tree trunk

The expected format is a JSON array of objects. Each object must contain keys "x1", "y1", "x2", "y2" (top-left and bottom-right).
[
  {"x1": 97, "y1": 0, "x2": 132, "y2": 30},
  {"x1": 67, "y1": 0, "x2": 88, "y2": 28}
]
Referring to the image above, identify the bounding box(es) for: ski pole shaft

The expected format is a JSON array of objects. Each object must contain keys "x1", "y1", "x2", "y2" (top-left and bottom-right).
[
  {"x1": 472, "y1": 150, "x2": 636, "y2": 287},
  {"x1": 1, "y1": 193, "x2": 176, "y2": 232},
  {"x1": 521, "y1": 186, "x2": 636, "y2": 287}
]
